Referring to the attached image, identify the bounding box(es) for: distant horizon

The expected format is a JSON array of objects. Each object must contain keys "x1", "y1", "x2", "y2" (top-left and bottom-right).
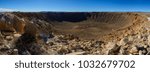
[
  {"x1": 0, "y1": 0, "x2": 150, "y2": 12},
  {"x1": 1, "y1": 9, "x2": 150, "y2": 13},
  {"x1": 0, "y1": 10, "x2": 150, "y2": 12}
]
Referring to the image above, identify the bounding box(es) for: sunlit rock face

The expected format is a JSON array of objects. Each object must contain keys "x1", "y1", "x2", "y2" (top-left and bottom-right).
[
  {"x1": 148, "y1": 17, "x2": 150, "y2": 21},
  {"x1": 0, "y1": 12, "x2": 25, "y2": 34}
]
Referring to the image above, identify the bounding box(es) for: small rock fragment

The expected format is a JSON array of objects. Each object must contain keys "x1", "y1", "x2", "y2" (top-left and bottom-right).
[
  {"x1": 130, "y1": 46, "x2": 138, "y2": 54},
  {"x1": 106, "y1": 42, "x2": 116, "y2": 49},
  {"x1": 148, "y1": 35, "x2": 150, "y2": 45},
  {"x1": 139, "y1": 50, "x2": 143, "y2": 55},
  {"x1": 119, "y1": 37, "x2": 128, "y2": 46},
  {"x1": 5, "y1": 36, "x2": 13, "y2": 41},
  {"x1": 106, "y1": 42, "x2": 120, "y2": 55},
  {"x1": 14, "y1": 33, "x2": 21, "y2": 38},
  {"x1": 11, "y1": 49, "x2": 18, "y2": 55}
]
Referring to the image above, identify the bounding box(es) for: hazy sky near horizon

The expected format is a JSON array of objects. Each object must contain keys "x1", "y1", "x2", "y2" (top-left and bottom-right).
[{"x1": 0, "y1": 0, "x2": 150, "y2": 12}]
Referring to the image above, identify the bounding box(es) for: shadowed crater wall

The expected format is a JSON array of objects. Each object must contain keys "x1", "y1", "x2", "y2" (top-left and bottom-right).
[{"x1": 0, "y1": 12, "x2": 148, "y2": 41}]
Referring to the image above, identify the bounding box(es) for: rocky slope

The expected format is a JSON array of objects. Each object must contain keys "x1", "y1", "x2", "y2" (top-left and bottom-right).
[{"x1": 0, "y1": 12, "x2": 149, "y2": 55}]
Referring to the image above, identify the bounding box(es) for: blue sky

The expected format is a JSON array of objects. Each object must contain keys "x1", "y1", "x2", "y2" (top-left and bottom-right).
[{"x1": 0, "y1": 0, "x2": 150, "y2": 12}]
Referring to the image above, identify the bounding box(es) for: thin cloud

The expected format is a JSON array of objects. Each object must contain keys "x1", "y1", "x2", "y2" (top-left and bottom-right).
[{"x1": 0, "y1": 8, "x2": 17, "y2": 12}]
